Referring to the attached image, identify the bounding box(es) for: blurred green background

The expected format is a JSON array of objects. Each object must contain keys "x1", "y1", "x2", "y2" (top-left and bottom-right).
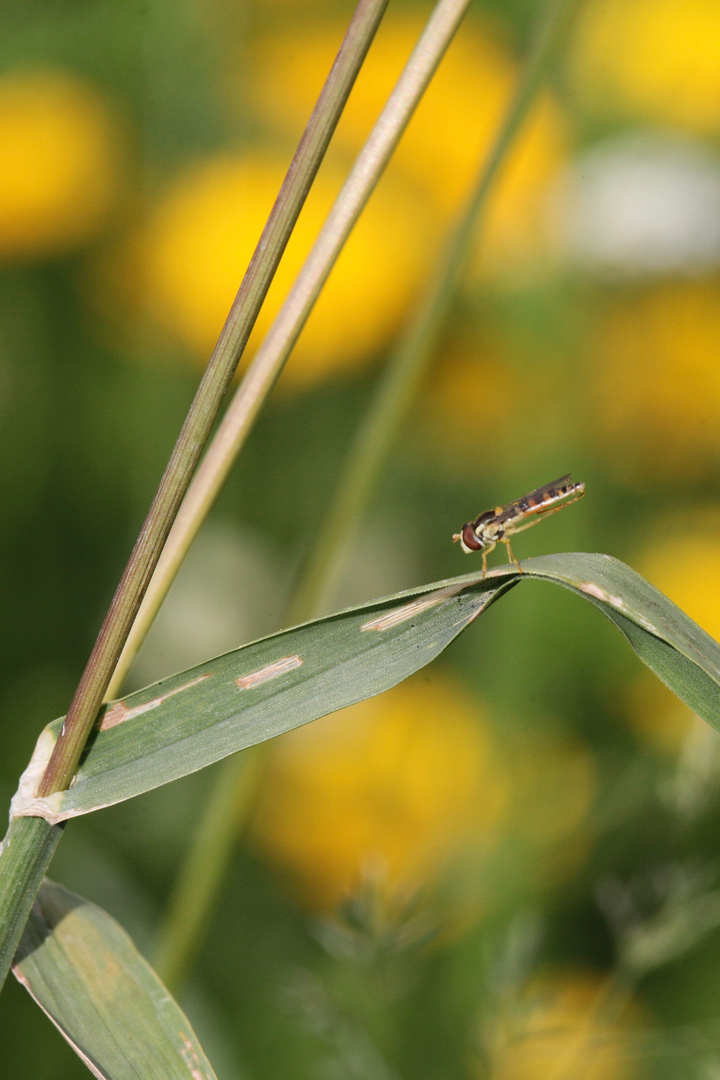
[{"x1": 4, "y1": 0, "x2": 720, "y2": 1076}]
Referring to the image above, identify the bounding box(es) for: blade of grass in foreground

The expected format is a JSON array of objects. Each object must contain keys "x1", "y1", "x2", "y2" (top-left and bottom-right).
[
  {"x1": 13, "y1": 880, "x2": 217, "y2": 1080},
  {"x1": 11, "y1": 553, "x2": 720, "y2": 826},
  {"x1": 526, "y1": 553, "x2": 720, "y2": 724},
  {"x1": 13, "y1": 577, "x2": 513, "y2": 823}
]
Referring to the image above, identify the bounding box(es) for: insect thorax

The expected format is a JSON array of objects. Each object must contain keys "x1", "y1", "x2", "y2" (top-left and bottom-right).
[{"x1": 473, "y1": 515, "x2": 505, "y2": 547}]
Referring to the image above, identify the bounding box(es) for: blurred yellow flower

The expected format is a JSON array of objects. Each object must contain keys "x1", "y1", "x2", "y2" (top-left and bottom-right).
[
  {"x1": 572, "y1": 0, "x2": 720, "y2": 134},
  {"x1": 507, "y1": 733, "x2": 596, "y2": 849},
  {"x1": 498, "y1": 731, "x2": 596, "y2": 891},
  {"x1": 486, "y1": 968, "x2": 639, "y2": 1080},
  {"x1": 627, "y1": 516, "x2": 720, "y2": 750},
  {"x1": 595, "y1": 283, "x2": 720, "y2": 474},
  {"x1": 638, "y1": 515, "x2": 720, "y2": 642},
  {"x1": 424, "y1": 340, "x2": 516, "y2": 465},
  {"x1": 624, "y1": 673, "x2": 698, "y2": 755},
  {"x1": 251, "y1": 676, "x2": 506, "y2": 909},
  {"x1": 116, "y1": 152, "x2": 430, "y2": 387},
  {"x1": 0, "y1": 69, "x2": 120, "y2": 260},
  {"x1": 250, "y1": 14, "x2": 565, "y2": 268}
]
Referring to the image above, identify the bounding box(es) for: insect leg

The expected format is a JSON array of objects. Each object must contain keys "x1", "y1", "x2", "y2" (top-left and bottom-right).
[
  {"x1": 501, "y1": 537, "x2": 523, "y2": 572},
  {"x1": 479, "y1": 538, "x2": 497, "y2": 578}
]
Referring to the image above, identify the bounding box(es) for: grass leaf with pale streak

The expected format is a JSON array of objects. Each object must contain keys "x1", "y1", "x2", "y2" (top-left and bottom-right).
[
  {"x1": 13, "y1": 880, "x2": 217, "y2": 1080},
  {"x1": 12, "y1": 553, "x2": 720, "y2": 825},
  {"x1": 15, "y1": 578, "x2": 511, "y2": 822}
]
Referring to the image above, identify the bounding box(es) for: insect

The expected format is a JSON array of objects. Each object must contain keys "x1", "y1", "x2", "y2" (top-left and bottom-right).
[{"x1": 453, "y1": 475, "x2": 585, "y2": 577}]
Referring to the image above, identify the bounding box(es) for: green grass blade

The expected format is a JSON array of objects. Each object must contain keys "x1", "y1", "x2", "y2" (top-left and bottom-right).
[
  {"x1": 524, "y1": 552, "x2": 720, "y2": 728},
  {"x1": 0, "y1": 817, "x2": 63, "y2": 993},
  {"x1": 16, "y1": 579, "x2": 512, "y2": 823},
  {"x1": 13, "y1": 880, "x2": 217, "y2": 1080},
  {"x1": 12, "y1": 552, "x2": 720, "y2": 826}
]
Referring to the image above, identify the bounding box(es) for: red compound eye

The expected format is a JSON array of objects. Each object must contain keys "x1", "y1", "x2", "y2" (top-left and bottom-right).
[{"x1": 461, "y1": 523, "x2": 483, "y2": 551}]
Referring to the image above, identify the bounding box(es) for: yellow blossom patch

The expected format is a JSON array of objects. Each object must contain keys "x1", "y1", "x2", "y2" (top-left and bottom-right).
[
  {"x1": 571, "y1": 0, "x2": 720, "y2": 134},
  {"x1": 623, "y1": 518, "x2": 720, "y2": 752},
  {"x1": 0, "y1": 69, "x2": 120, "y2": 260},
  {"x1": 595, "y1": 283, "x2": 720, "y2": 475},
  {"x1": 115, "y1": 152, "x2": 430, "y2": 387},
  {"x1": 250, "y1": 14, "x2": 565, "y2": 269},
  {"x1": 499, "y1": 731, "x2": 596, "y2": 890},
  {"x1": 624, "y1": 673, "x2": 698, "y2": 755},
  {"x1": 486, "y1": 968, "x2": 639, "y2": 1080},
  {"x1": 251, "y1": 676, "x2": 506, "y2": 910},
  {"x1": 422, "y1": 337, "x2": 524, "y2": 469},
  {"x1": 638, "y1": 517, "x2": 720, "y2": 642}
]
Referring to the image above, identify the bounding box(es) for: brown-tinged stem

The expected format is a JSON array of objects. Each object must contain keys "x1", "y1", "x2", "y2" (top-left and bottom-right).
[
  {"x1": 36, "y1": 0, "x2": 390, "y2": 797},
  {"x1": 0, "y1": 0, "x2": 390, "y2": 998},
  {"x1": 107, "y1": 0, "x2": 475, "y2": 698},
  {"x1": 154, "y1": 0, "x2": 574, "y2": 988}
]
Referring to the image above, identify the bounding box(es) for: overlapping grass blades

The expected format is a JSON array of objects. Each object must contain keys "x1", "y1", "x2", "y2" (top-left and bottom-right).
[
  {"x1": 14, "y1": 880, "x2": 218, "y2": 1080},
  {"x1": 14, "y1": 553, "x2": 720, "y2": 827}
]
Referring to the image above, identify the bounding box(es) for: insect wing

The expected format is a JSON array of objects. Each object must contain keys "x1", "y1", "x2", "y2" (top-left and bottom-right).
[{"x1": 496, "y1": 475, "x2": 580, "y2": 529}]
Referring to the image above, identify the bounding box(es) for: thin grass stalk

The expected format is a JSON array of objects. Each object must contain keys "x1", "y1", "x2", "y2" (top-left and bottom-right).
[
  {"x1": 38, "y1": 0, "x2": 391, "y2": 798},
  {"x1": 288, "y1": 0, "x2": 582, "y2": 622},
  {"x1": 152, "y1": 753, "x2": 254, "y2": 986},
  {"x1": 106, "y1": 0, "x2": 390, "y2": 698},
  {"x1": 0, "y1": 0, "x2": 389, "y2": 993},
  {"x1": 108, "y1": 0, "x2": 474, "y2": 698},
  {"x1": 152, "y1": 0, "x2": 477, "y2": 987},
  {"x1": 151, "y1": 749, "x2": 266, "y2": 989}
]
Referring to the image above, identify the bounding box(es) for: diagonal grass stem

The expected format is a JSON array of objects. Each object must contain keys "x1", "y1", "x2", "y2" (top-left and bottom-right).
[
  {"x1": 39, "y1": 0, "x2": 391, "y2": 796},
  {"x1": 0, "y1": 0, "x2": 389, "y2": 995},
  {"x1": 108, "y1": 0, "x2": 474, "y2": 699}
]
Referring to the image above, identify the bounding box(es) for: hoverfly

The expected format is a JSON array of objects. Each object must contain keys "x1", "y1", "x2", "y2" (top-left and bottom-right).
[{"x1": 453, "y1": 475, "x2": 585, "y2": 577}]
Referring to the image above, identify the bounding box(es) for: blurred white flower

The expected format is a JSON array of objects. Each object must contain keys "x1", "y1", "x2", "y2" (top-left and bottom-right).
[
  {"x1": 549, "y1": 130, "x2": 720, "y2": 275},
  {"x1": 130, "y1": 523, "x2": 285, "y2": 688}
]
